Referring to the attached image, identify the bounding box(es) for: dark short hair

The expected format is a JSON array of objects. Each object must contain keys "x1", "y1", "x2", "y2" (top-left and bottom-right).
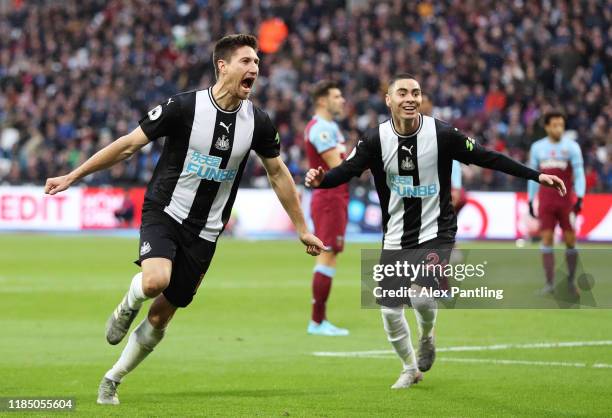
[
  {"x1": 544, "y1": 110, "x2": 566, "y2": 126},
  {"x1": 388, "y1": 73, "x2": 418, "y2": 90},
  {"x1": 212, "y1": 34, "x2": 258, "y2": 79},
  {"x1": 311, "y1": 80, "x2": 340, "y2": 102}
]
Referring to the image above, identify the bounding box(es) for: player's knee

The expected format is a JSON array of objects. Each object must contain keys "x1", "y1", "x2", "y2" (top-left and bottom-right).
[
  {"x1": 142, "y1": 269, "x2": 171, "y2": 297},
  {"x1": 411, "y1": 295, "x2": 436, "y2": 314}
]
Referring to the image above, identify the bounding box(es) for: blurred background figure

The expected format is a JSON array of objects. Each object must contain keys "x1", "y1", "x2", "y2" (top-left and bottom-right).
[
  {"x1": 0, "y1": 0, "x2": 608, "y2": 193},
  {"x1": 114, "y1": 191, "x2": 135, "y2": 228}
]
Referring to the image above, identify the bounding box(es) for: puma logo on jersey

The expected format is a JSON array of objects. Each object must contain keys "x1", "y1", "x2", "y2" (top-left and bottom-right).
[
  {"x1": 402, "y1": 145, "x2": 414, "y2": 155},
  {"x1": 219, "y1": 122, "x2": 232, "y2": 133}
]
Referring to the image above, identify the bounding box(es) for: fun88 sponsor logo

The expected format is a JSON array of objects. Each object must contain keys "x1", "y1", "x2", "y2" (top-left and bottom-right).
[
  {"x1": 388, "y1": 174, "x2": 438, "y2": 198},
  {"x1": 185, "y1": 151, "x2": 238, "y2": 182}
]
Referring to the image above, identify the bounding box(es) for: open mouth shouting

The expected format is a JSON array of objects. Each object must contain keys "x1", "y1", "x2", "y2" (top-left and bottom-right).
[{"x1": 240, "y1": 75, "x2": 256, "y2": 93}]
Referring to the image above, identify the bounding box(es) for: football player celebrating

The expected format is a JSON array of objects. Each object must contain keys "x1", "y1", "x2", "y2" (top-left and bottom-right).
[
  {"x1": 45, "y1": 34, "x2": 323, "y2": 405},
  {"x1": 306, "y1": 74, "x2": 565, "y2": 389}
]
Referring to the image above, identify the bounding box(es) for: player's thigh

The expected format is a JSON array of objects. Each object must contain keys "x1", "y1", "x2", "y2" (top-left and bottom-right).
[
  {"x1": 538, "y1": 203, "x2": 558, "y2": 238},
  {"x1": 138, "y1": 211, "x2": 179, "y2": 292},
  {"x1": 311, "y1": 197, "x2": 348, "y2": 253},
  {"x1": 558, "y1": 204, "x2": 575, "y2": 234},
  {"x1": 162, "y1": 238, "x2": 216, "y2": 308},
  {"x1": 413, "y1": 238, "x2": 454, "y2": 289}
]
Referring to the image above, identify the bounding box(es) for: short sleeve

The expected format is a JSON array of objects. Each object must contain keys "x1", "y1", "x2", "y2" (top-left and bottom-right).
[
  {"x1": 308, "y1": 123, "x2": 337, "y2": 154},
  {"x1": 139, "y1": 96, "x2": 182, "y2": 141},
  {"x1": 252, "y1": 108, "x2": 281, "y2": 158}
]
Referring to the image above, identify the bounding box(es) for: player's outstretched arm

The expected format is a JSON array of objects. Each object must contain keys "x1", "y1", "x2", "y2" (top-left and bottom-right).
[
  {"x1": 44, "y1": 127, "x2": 150, "y2": 195},
  {"x1": 448, "y1": 126, "x2": 566, "y2": 196},
  {"x1": 260, "y1": 156, "x2": 324, "y2": 256},
  {"x1": 305, "y1": 138, "x2": 372, "y2": 189}
]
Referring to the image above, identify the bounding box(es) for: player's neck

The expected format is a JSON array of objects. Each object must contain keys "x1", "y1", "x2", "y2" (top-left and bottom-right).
[
  {"x1": 211, "y1": 82, "x2": 241, "y2": 111},
  {"x1": 547, "y1": 136, "x2": 561, "y2": 144},
  {"x1": 315, "y1": 108, "x2": 333, "y2": 122},
  {"x1": 392, "y1": 114, "x2": 420, "y2": 136}
]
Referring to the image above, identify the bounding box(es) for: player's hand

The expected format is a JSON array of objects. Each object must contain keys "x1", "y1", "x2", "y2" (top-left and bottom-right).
[
  {"x1": 573, "y1": 197, "x2": 583, "y2": 214},
  {"x1": 538, "y1": 174, "x2": 566, "y2": 197},
  {"x1": 304, "y1": 166, "x2": 325, "y2": 188},
  {"x1": 528, "y1": 201, "x2": 536, "y2": 218},
  {"x1": 44, "y1": 174, "x2": 75, "y2": 195},
  {"x1": 299, "y1": 232, "x2": 325, "y2": 256}
]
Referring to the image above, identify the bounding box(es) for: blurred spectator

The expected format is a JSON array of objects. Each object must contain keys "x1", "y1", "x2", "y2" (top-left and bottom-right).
[
  {"x1": 114, "y1": 191, "x2": 135, "y2": 227},
  {"x1": 0, "y1": 0, "x2": 610, "y2": 192}
]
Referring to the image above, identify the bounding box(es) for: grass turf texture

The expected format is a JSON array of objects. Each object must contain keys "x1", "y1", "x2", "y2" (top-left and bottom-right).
[{"x1": 1, "y1": 234, "x2": 611, "y2": 417}]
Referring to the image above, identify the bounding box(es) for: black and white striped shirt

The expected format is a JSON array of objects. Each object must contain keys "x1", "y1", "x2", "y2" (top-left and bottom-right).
[
  {"x1": 139, "y1": 88, "x2": 280, "y2": 242},
  {"x1": 317, "y1": 114, "x2": 540, "y2": 249}
]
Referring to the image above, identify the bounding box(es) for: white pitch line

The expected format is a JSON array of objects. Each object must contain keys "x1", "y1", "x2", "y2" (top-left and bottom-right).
[
  {"x1": 312, "y1": 353, "x2": 612, "y2": 369},
  {"x1": 593, "y1": 363, "x2": 612, "y2": 368},
  {"x1": 312, "y1": 340, "x2": 612, "y2": 357},
  {"x1": 438, "y1": 357, "x2": 587, "y2": 368}
]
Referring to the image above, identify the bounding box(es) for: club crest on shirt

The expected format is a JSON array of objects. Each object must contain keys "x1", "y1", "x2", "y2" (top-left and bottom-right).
[
  {"x1": 140, "y1": 241, "x2": 152, "y2": 256},
  {"x1": 215, "y1": 134, "x2": 230, "y2": 151},
  {"x1": 401, "y1": 157, "x2": 415, "y2": 171}
]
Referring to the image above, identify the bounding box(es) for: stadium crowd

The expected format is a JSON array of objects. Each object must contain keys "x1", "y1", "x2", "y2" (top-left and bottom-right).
[{"x1": 0, "y1": 0, "x2": 610, "y2": 191}]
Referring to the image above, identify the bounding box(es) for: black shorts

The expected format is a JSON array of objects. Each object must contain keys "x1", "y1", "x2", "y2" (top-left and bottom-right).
[
  {"x1": 135, "y1": 206, "x2": 216, "y2": 308},
  {"x1": 376, "y1": 237, "x2": 454, "y2": 308}
]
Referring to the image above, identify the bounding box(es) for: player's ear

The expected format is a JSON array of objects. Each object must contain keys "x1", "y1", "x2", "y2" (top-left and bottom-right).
[
  {"x1": 385, "y1": 94, "x2": 391, "y2": 108},
  {"x1": 315, "y1": 96, "x2": 325, "y2": 108},
  {"x1": 217, "y1": 59, "x2": 227, "y2": 77}
]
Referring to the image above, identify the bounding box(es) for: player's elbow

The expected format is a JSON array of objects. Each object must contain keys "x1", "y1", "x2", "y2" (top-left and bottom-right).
[{"x1": 116, "y1": 136, "x2": 143, "y2": 160}]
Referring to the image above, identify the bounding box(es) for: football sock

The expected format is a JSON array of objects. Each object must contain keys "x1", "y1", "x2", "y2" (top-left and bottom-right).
[
  {"x1": 566, "y1": 248, "x2": 578, "y2": 283},
  {"x1": 381, "y1": 306, "x2": 417, "y2": 371},
  {"x1": 411, "y1": 293, "x2": 437, "y2": 339},
  {"x1": 105, "y1": 318, "x2": 165, "y2": 383},
  {"x1": 312, "y1": 265, "x2": 335, "y2": 324},
  {"x1": 541, "y1": 246, "x2": 555, "y2": 285},
  {"x1": 127, "y1": 272, "x2": 147, "y2": 310}
]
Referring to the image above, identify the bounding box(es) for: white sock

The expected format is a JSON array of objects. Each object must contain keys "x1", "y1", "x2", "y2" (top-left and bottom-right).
[
  {"x1": 381, "y1": 306, "x2": 417, "y2": 371},
  {"x1": 104, "y1": 318, "x2": 165, "y2": 383},
  {"x1": 411, "y1": 293, "x2": 437, "y2": 339},
  {"x1": 127, "y1": 272, "x2": 147, "y2": 310}
]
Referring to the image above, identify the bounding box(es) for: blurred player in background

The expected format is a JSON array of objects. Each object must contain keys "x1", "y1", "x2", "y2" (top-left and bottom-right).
[
  {"x1": 306, "y1": 74, "x2": 566, "y2": 389},
  {"x1": 304, "y1": 81, "x2": 350, "y2": 336},
  {"x1": 45, "y1": 34, "x2": 323, "y2": 405},
  {"x1": 528, "y1": 111, "x2": 585, "y2": 296}
]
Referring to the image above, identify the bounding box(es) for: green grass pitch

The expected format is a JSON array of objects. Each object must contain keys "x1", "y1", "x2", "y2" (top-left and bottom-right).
[{"x1": 1, "y1": 234, "x2": 611, "y2": 417}]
